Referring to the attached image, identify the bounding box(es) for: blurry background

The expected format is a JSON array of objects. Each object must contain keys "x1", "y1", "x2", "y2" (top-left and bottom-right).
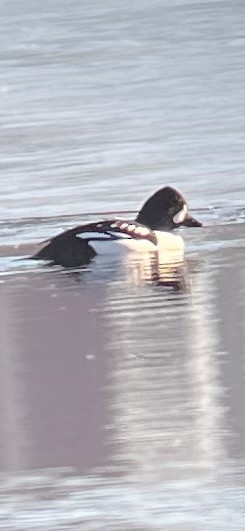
[
  {"x1": 0, "y1": 0, "x2": 245, "y2": 221},
  {"x1": 0, "y1": 1, "x2": 245, "y2": 530}
]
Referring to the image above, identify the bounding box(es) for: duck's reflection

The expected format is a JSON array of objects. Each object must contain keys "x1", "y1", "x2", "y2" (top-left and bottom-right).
[
  {"x1": 123, "y1": 250, "x2": 191, "y2": 292},
  {"x1": 0, "y1": 249, "x2": 228, "y2": 481},
  {"x1": 105, "y1": 262, "x2": 227, "y2": 482}
]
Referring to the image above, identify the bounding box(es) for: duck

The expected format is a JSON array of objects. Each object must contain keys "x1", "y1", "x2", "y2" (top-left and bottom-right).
[{"x1": 30, "y1": 186, "x2": 202, "y2": 268}]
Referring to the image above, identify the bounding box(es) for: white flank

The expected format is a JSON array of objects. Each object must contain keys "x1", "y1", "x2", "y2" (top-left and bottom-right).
[{"x1": 118, "y1": 238, "x2": 155, "y2": 252}]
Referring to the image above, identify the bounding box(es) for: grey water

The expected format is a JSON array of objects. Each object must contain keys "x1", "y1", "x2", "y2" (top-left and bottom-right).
[{"x1": 0, "y1": 0, "x2": 245, "y2": 529}]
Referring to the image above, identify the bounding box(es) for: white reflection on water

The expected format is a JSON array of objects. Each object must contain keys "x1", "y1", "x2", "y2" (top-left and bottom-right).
[
  {"x1": 105, "y1": 260, "x2": 227, "y2": 484},
  {"x1": 186, "y1": 268, "x2": 226, "y2": 469},
  {"x1": 1, "y1": 467, "x2": 245, "y2": 530}
]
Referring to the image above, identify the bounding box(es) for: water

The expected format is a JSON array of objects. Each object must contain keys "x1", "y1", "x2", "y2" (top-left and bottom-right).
[
  {"x1": 0, "y1": 0, "x2": 245, "y2": 529},
  {"x1": 1, "y1": 0, "x2": 245, "y2": 220}
]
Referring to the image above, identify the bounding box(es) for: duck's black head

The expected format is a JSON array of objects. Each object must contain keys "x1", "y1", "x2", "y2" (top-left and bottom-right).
[{"x1": 135, "y1": 186, "x2": 202, "y2": 230}]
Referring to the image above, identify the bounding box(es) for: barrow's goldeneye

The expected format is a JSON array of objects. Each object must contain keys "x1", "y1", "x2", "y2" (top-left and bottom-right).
[{"x1": 31, "y1": 186, "x2": 202, "y2": 268}]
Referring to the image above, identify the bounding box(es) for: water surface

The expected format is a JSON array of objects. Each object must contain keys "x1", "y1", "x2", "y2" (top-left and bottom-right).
[{"x1": 0, "y1": 0, "x2": 245, "y2": 529}]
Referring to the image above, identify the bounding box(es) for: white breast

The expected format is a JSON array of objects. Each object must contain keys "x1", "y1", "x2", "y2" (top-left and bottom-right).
[
  {"x1": 117, "y1": 230, "x2": 184, "y2": 253},
  {"x1": 154, "y1": 230, "x2": 185, "y2": 252}
]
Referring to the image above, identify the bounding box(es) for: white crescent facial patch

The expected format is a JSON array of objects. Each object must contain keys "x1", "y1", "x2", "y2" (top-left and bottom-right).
[{"x1": 173, "y1": 204, "x2": 187, "y2": 224}]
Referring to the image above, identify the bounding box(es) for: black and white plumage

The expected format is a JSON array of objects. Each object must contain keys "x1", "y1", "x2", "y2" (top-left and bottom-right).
[{"x1": 31, "y1": 186, "x2": 202, "y2": 268}]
